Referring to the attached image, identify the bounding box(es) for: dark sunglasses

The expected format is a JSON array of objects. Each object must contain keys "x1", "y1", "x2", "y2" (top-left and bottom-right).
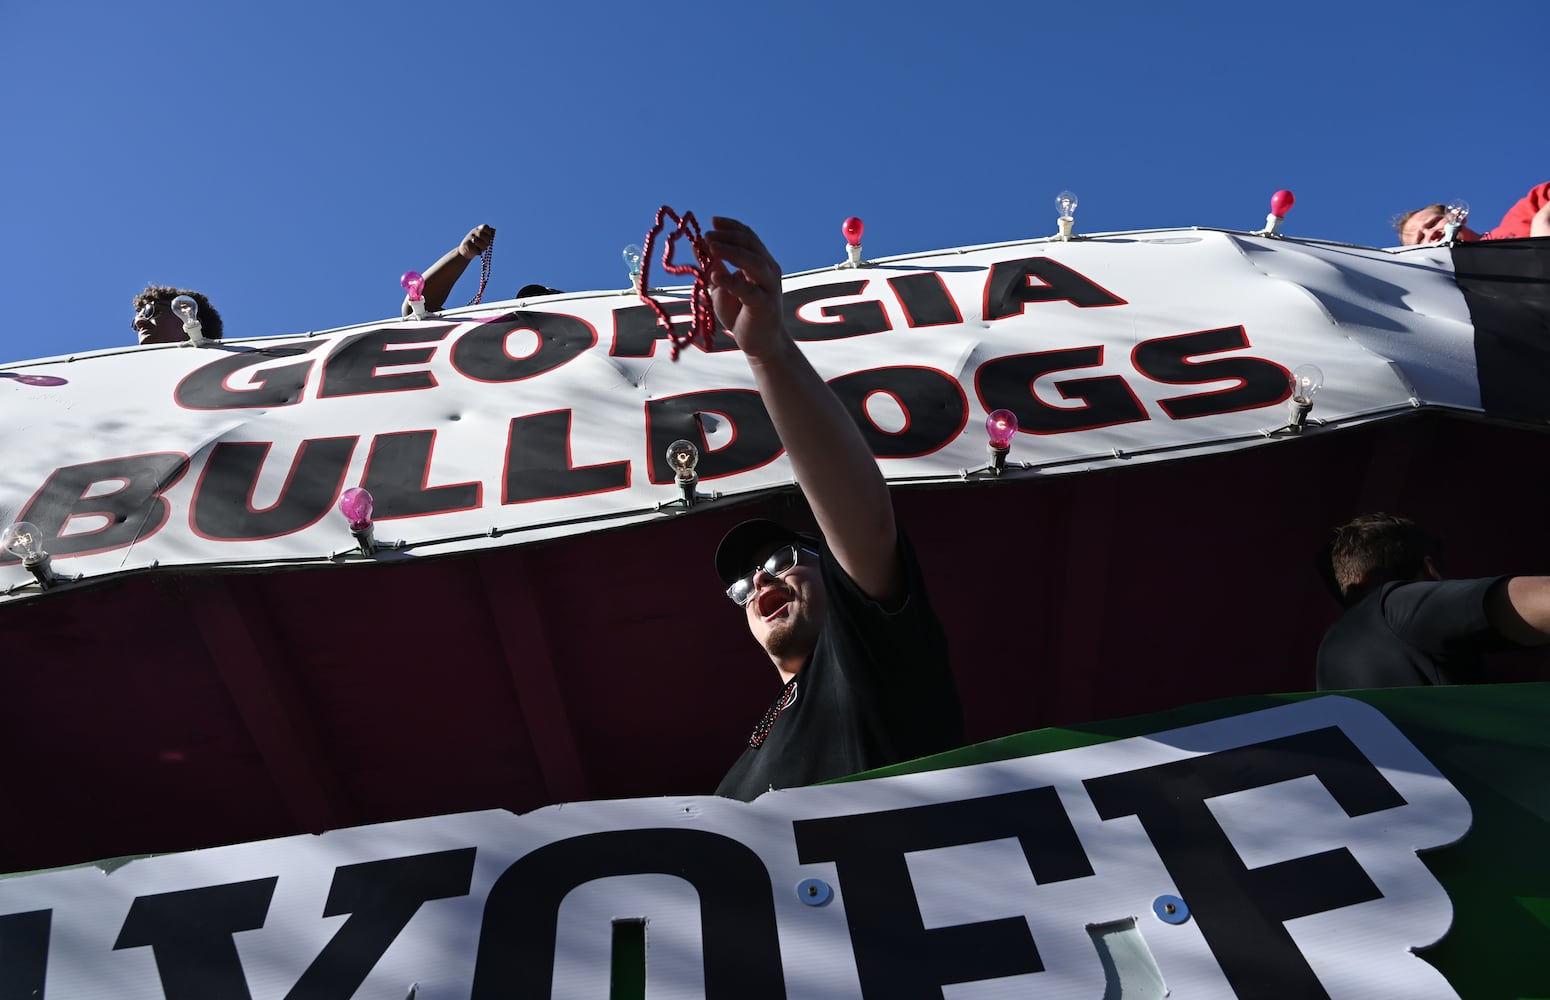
[
  {"x1": 726, "y1": 544, "x2": 817, "y2": 606},
  {"x1": 133, "y1": 299, "x2": 161, "y2": 329}
]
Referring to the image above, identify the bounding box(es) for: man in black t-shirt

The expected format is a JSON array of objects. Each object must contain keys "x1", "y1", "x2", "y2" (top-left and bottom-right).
[
  {"x1": 1316, "y1": 513, "x2": 1550, "y2": 689},
  {"x1": 701, "y1": 219, "x2": 962, "y2": 801}
]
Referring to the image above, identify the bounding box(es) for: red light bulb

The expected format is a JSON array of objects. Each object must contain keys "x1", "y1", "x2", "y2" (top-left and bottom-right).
[
  {"x1": 986, "y1": 409, "x2": 1018, "y2": 450},
  {"x1": 338, "y1": 487, "x2": 375, "y2": 530},
  {"x1": 1269, "y1": 190, "x2": 1295, "y2": 218},
  {"x1": 842, "y1": 217, "x2": 864, "y2": 247}
]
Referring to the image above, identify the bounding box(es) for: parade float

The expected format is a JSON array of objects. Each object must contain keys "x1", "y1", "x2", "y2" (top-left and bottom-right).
[{"x1": 1, "y1": 197, "x2": 1546, "y2": 996}]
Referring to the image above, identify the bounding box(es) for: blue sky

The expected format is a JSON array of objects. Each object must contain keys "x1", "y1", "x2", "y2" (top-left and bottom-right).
[{"x1": 3, "y1": 0, "x2": 1546, "y2": 362}]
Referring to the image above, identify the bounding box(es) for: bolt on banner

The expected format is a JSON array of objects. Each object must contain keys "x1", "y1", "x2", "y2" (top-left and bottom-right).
[{"x1": 0, "y1": 697, "x2": 1471, "y2": 997}]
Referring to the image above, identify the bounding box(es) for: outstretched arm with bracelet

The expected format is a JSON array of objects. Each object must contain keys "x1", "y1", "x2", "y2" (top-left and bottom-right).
[{"x1": 403, "y1": 224, "x2": 494, "y2": 316}]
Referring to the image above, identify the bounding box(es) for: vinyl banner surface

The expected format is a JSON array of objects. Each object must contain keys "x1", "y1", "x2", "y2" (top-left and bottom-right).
[
  {"x1": 0, "y1": 697, "x2": 1475, "y2": 998},
  {"x1": 0, "y1": 232, "x2": 1472, "y2": 592}
]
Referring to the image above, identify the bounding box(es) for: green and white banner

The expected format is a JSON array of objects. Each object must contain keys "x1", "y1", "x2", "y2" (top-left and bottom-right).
[{"x1": 6, "y1": 688, "x2": 1545, "y2": 998}]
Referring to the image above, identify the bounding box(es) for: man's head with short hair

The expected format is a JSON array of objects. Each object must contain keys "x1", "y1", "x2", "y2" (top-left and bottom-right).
[
  {"x1": 1329, "y1": 513, "x2": 1442, "y2": 604},
  {"x1": 132, "y1": 285, "x2": 224, "y2": 345},
  {"x1": 1395, "y1": 204, "x2": 1479, "y2": 246},
  {"x1": 716, "y1": 518, "x2": 828, "y2": 675}
]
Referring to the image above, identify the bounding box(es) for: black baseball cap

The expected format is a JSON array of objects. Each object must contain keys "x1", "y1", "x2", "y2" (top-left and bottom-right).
[{"x1": 714, "y1": 519, "x2": 820, "y2": 586}]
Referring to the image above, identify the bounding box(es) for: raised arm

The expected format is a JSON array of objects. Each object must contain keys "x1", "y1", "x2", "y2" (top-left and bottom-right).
[
  {"x1": 706, "y1": 217, "x2": 902, "y2": 604},
  {"x1": 404, "y1": 224, "x2": 495, "y2": 316},
  {"x1": 1486, "y1": 576, "x2": 1550, "y2": 645}
]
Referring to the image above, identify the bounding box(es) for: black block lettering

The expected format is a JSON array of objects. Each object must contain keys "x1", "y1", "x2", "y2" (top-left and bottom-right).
[
  {"x1": 975, "y1": 347, "x2": 1148, "y2": 434},
  {"x1": 4, "y1": 453, "x2": 188, "y2": 563},
  {"x1": 318, "y1": 326, "x2": 452, "y2": 399},
  {"x1": 784, "y1": 280, "x2": 892, "y2": 341},
  {"x1": 174, "y1": 343, "x2": 322, "y2": 410},
  {"x1": 360, "y1": 431, "x2": 481, "y2": 519},
  {"x1": 471, "y1": 829, "x2": 783, "y2": 999},
  {"x1": 610, "y1": 301, "x2": 737, "y2": 358},
  {"x1": 1132, "y1": 326, "x2": 1291, "y2": 419},
  {"x1": 451, "y1": 311, "x2": 598, "y2": 381},
  {"x1": 114, "y1": 877, "x2": 278, "y2": 1000},
  {"x1": 0, "y1": 909, "x2": 50, "y2": 1000},
  {"x1": 794, "y1": 788, "x2": 1094, "y2": 998},
  {"x1": 503, "y1": 410, "x2": 630, "y2": 503},
  {"x1": 1084, "y1": 727, "x2": 1400, "y2": 997},
  {"x1": 190, "y1": 438, "x2": 357, "y2": 541},
  {"x1": 644, "y1": 389, "x2": 781, "y2": 483},
  {"x1": 984, "y1": 257, "x2": 1127, "y2": 321},
  {"x1": 285, "y1": 848, "x2": 476, "y2": 1000},
  {"x1": 889, "y1": 272, "x2": 963, "y2": 328},
  {"x1": 827, "y1": 367, "x2": 968, "y2": 459}
]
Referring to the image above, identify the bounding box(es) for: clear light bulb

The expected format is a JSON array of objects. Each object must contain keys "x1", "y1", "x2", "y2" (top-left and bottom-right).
[
  {"x1": 842, "y1": 217, "x2": 864, "y2": 247},
  {"x1": 400, "y1": 271, "x2": 425, "y2": 302},
  {"x1": 171, "y1": 295, "x2": 198, "y2": 323},
  {"x1": 1290, "y1": 364, "x2": 1324, "y2": 403},
  {"x1": 1445, "y1": 199, "x2": 1470, "y2": 226},
  {"x1": 986, "y1": 409, "x2": 1019, "y2": 451},
  {"x1": 1056, "y1": 191, "x2": 1078, "y2": 221},
  {"x1": 1, "y1": 521, "x2": 45, "y2": 563},
  {"x1": 1270, "y1": 189, "x2": 1296, "y2": 218},
  {"x1": 338, "y1": 487, "x2": 375, "y2": 530},
  {"x1": 622, "y1": 244, "x2": 643, "y2": 280},
  {"x1": 666, "y1": 439, "x2": 700, "y2": 480}
]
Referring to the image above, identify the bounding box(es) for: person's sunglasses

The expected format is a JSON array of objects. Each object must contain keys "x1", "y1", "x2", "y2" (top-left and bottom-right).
[
  {"x1": 133, "y1": 299, "x2": 161, "y2": 330},
  {"x1": 726, "y1": 544, "x2": 816, "y2": 606}
]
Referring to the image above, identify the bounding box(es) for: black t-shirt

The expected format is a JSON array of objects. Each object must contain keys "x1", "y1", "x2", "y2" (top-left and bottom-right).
[
  {"x1": 1316, "y1": 577, "x2": 1510, "y2": 690},
  {"x1": 715, "y1": 531, "x2": 961, "y2": 801}
]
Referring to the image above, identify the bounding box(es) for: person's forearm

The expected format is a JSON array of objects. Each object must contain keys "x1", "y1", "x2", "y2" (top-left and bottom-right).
[
  {"x1": 406, "y1": 247, "x2": 474, "y2": 315},
  {"x1": 746, "y1": 337, "x2": 900, "y2": 600},
  {"x1": 1488, "y1": 576, "x2": 1550, "y2": 645}
]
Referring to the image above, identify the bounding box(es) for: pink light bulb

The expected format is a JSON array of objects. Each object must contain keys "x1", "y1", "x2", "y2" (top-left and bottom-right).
[
  {"x1": 338, "y1": 487, "x2": 374, "y2": 530},
  {"x1": 842, "y1": 217, "x2": 864, "y2": 247},
  {"x1": 400, "y1": 271, "x2": 425, "y2": 301},
  {"x1": 986, "y1": 409, "x2": 1018, "y2": 450},
  {"x1": 1269, "y1": 190, "x2": 1295, "y2": 218}
]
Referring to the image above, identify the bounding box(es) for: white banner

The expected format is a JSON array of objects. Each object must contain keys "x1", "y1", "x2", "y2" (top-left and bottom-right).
[
  {"x1": 0, "y1": 697, "x2": 1470, "y2": 998},
  {"x1": 0, "y1": 232, "x2": 1472, "y2": 594}
]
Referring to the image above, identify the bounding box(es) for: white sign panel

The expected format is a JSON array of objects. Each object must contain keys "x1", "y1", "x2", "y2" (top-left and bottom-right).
[
  {"x1": 0, "y1": 697, "x2": 1471, "y2": 998},
  {"x1": 0, "y1": 232, "x2": 1472, "y2": 592}
]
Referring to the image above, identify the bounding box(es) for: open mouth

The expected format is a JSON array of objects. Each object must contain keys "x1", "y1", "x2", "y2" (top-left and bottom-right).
[{"x1": 756, "y1": 588, "x2": 791, "y2": 621}]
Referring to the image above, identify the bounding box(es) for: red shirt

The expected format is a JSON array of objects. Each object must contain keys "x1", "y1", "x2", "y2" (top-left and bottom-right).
[{"x1": 1484, "y1": 181, "x2": 1550, "y2": 239}]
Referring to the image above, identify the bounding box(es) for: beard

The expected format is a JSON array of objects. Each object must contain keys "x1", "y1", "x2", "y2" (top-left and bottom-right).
[{"x1": 762, "y1": 606, "x2": 821, "y2": 662}]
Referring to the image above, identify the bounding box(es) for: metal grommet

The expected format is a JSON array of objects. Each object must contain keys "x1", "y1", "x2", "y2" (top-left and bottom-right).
[
  {"x1": 1153, "y1": 894, "x2": 1189, "y2": 924},
  {"x1": 796, "y1": 878, "x2": 832, "y2": 907}
]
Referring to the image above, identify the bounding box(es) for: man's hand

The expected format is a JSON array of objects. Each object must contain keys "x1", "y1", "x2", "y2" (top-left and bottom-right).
[
  {"x1": 459, "y1": 224, "x2": 495, "y2": 260},
  {"x1": 707, "y1": 217, "x2": 786, "y2": 360},
  {"x1": 408, "y1": 223, "x2": 496, "y2": 315}
]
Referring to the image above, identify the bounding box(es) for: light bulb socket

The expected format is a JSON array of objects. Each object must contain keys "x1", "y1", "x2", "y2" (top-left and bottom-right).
[
  {"x1": 1261, "y1": 213, "x2": 1284, "y2": 237},
  {"x1": 404, "y1": 298, "x2": 429, "y2": 321},
  {"x1": 1442, "y1": 221, "x2": 1463, "y2": 245},
  {"x1": 182, "y1": 319, "x2": 207, "y2": 346},
  {"x1": 1287, "y1": 396, "x2": 1313, "y2": 432},
  {"x1": 988, "y1": 444, "x2": 1010, "y2": 476},
  {"x1": 678, "y1": 475, "x2": 699, "y2": 507},
  {"x1": 1056, "y1": 217, "x2": 1075, "y2": 241},
  {"x1": 23, "y1": 552, "x2": 59, "y2": 589},
  {"x1": 350, "y1": 523, "x2": 377, "y2": 556}
]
